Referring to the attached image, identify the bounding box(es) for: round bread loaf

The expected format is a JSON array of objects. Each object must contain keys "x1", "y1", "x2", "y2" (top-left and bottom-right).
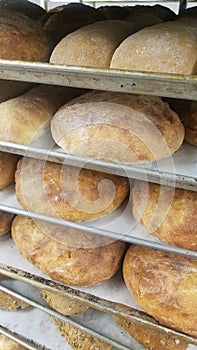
[
  {"x1": 0, "y1": 152, "x2": 20, "y2": 189},
  {"x1": 131, "y1": 181, "x2": 197, "y2": 250},
  {"x1": 44, "y1": 3, "x2": 104, "y2": 44},
  {"x1": 11, "y1": 216, "x2": 126, "y2": 286},
  {"x1": 0, "y1": 290, "x2": 29, "y2": 311},
  {"x1": 0, "y1": 80, "x2": 33, "y2": 103},
  {"x1": 15, "y1": 157, "x2": 129, "y2": 221},
  {"x1": 0, "y1": 210, "x2": 15, "y2": 236},
  {"x1": 0, "y1": 9, "x2": 52, "y2": 61},
  {"x1": 51, "y1": 90, "x2": 184, "y2": 163},
  {"x1": 0, "y1": 334, "x2": 27, "y2": 350},
  {"x1": 0, "y1": 0, "x2": 46, "y2": 20},
  {"x1": 97, "y1": 5, "x2": 130, "y2": 19},
  {"x1": 115, "y1": 317, "x2": 188, "y2": 350},
  {"x1": 0, "y1": 85, "x2": 81, "y2": 145},
  {"x1": 123, "y1": 245, "x2": 197, "y2": 336},
  {"x1": 110, "y1": 21, "x2": 197, "y2": 74},
  {"x1": 40, "y1": 289, "x2": 88, "y2": 316},
  {"x1": 126, "y1": 4, "x2": 176, "y2": 21},
  {"x1": 52, "y1": 317, "x2": 112, "y2": 350},
  {"x1": 50, "y1": 20, "x2": 135, "y2": 68}
]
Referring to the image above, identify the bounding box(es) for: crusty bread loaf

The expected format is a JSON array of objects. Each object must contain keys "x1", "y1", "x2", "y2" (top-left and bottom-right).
[
  {"x1": 0, "y1": 152, "x2": 20, "y2": 189},
  {"x1": 126, "y1": 4, "x2": 176, "y2": 21},
  {"x1": 15, "y1": 157, "x2": 129, "y2": 221},
  {"x1": 115, "y1": 317, "x2": 188, "y2": 350},
  {"x1": 110, "y1": 21, "x2": 197, "y2": 74},
  {"x1": 166, "y1": 99, "x2": 197, "y2": 146},
  {"x1": 0, "y1": 85, "x2": 82, "y2": 145},
  {"x1": 97, "y1": 5, "x2": 130, "y2": 20},
  {"x1": 0, "y1": 0, "x2": 46, "y2": 20},
  {"x1": 0, "y1": 334, "x2": 27, "y2": 350},
  {"x1": 123, "y1": 246, "x2": 197, "y2": 336},
  {"x1": 40, "y1": 289, "x2": 88, "y2": 316},
  {"x1": 0, "y1": 290, "x2": 29, "y2": 311},
  {"x1": 0, "y1": 210, "x2": 15, "y2": 236},
  {"x1": 49, "y1": 20, "x2": 135, "y2": 68},
  {"x1": 52, "y1": 317, "x2": 112, "y2": 350},
  {"x1": 44, "y1": 3, "x2": 104, "y2": 44},
  {"x1": 0, "y1": 9, "x2": 52, "y2": 61},
  {"x1": 0, "y1": 80, "x2": 34, "y2": 103},
  {"x1": 11, "y1": 216, "x2": 126, "y2": 286},
  {"x1": 131, "y1": 181, "x2": 197, "y2": 250},
  {"x1": 51, "y1": 90, "x2": 184, "y2": 163}
]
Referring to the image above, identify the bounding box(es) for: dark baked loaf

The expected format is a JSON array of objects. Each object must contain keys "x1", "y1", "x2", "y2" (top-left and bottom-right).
[
  {"x1": 123, "y1": 245, "x2": 197, "y2": 337},
  {"x1": 0, "y1": 0, "x2": 46, "y2": 20},
  {"x1": 0, "y1": 9, "x2": 53, "y2": 61}
]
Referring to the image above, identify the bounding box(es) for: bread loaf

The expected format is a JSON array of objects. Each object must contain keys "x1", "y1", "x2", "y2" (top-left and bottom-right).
[
  {"x1": 110, "y1": 21, "x2": 197, "y2": 74},
  {"x1": 0, "y1": 80, "x2": 33, "y2": 103},
  {"x1": 0, "y1": 152, "x2": 20, "y2": 189},
  {"x1": 0, "y1": 0, "x2": 46, "y2": 20},
  {"x1": 15, "y1": 157, "x2": 129, "y2": 221},
  {"x1": 115, "y1": 317, "x2": 188, "y2": 350},
  {"x1": 11, "y1": 216, "x2": 126, "y2": 286},
  {"x1": 0, "y1": 10, "x2": 52, "y2": 61},
  {"x1": 97, "y1": 5, "x2": 130, "y2": 20},
  {"x1": 0, "y1": 210, "x2": 15, "y2": 236},
  {"x1": 131, "y1": 181, "x2": 197, "y2": 250},
  {"x1": 51, "y1": 90, "x2": 184, "y2": 163},
  {"x1": 40, "y1": 289, "x2": 88, "y2": 316},
  {"x1": 53, "y1": 317, "x2": 112, "y2": 350},
  {"x1": 0, "y1": 334, "x2": 27, "y2": 350},
  {"x1": 0, "y1": 85, "x2": 82, "y2": 145},
  {"x1": 44, "y1": 3, "x2": 104, "y2": 44},
  {"x1": 0, "y1": 290, "x2": 29, "y2": 311},
  {"x1": 123, "y1": 245, "x2": 197, "y2": 336},
  {"x1": 49, "y1": 20, "x2": 135, "y2": 68},
  {"x1": 126, "y1": 4, "x2": 176, "y2": 21}
]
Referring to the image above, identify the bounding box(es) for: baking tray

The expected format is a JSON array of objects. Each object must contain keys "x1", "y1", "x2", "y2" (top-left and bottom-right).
[
  {"x1": 0, "y1": 60, "x2": 197, "y2": 100},
  {"x1": 0, "y1": 132, "x2": 196, "y2": 191}
]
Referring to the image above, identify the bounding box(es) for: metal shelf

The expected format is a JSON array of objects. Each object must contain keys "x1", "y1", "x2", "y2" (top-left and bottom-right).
[{"x1": 0, "y1": 60, "x2": 197, "y2": 100}]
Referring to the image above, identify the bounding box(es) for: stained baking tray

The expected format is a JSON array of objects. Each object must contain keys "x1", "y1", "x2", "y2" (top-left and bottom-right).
[
  {"x1": 0, "y1": 60, "x2": 197, "y2": 100},
  {"x1": 0, "y1": 132, "x2": 196, "y2": 191}
]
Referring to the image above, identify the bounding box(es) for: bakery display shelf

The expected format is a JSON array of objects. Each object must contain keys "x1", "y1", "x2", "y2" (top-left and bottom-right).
[
  {"x1": 0, "y1": 184, "x2": 197, "y2": 258},
  {"x1": 1, "y1": 60, "x2": 197, "y2": 100},
  {"x1": 0, "y1": 267, "x2": 197, "y2": 348},
  {"x1": 0, "y1": 133, "x2": 197, "y2": 191}
]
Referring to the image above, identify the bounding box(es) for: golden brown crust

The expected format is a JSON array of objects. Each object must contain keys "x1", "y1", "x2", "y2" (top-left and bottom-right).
[
  {"x1": 50, "y1": 20, "x2": 135, "y2": 68},
  {"x1": 53, "y1": 317, "x2": 112, "y2": 350},
  {"x1": 0, "y1": 334, "x2": 27, "y2": 350},
  {"x1": 40, "y1": 289, "x2": 88, "y2": 316},
  {"x1": 0, "y1": 290, "x2": 29, "y2": 311},
  {"x1": 123, "y1": 245, "x2": 197, "y2": 336},
  {"x1": 0, "y1": 10, "x2": 52, "y2": 61},
  {"x1": 131, "y1": 181, "x2": 197, "y2": 250},
  {"x1": 115, "y1": 317, "x2": 188, "y2": 350},
  {"x1": 0, "y1": 210, "x2": 15, "y2": 236},
  {"x1": 0, "y1": 85, "x2": 82, "y2": 145},
  {"x1": 15, "y1": 157, "x2": 129, "y2": 221},
  {"x1": 51, "y1": 90, "x2": 184, "y2": 163},
  {"x1": 0, "y1": 152, "x2": 20, "y2": 189},
  {"x1": 11, "y1": 216, "x2": 126, "y2": 286},
  {"x1": 110, "y1": 21, "x2": 197, "y2": 74}
]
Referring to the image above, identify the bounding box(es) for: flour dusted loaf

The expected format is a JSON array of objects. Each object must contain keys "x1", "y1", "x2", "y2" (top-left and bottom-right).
[
  {"x1": 44, "y1": 3, "x2": 104, "y2": 44},
  {"x1": 0, "y1": 210, "x2": 15, "y2": 236},
  {"x1": 50, "y1": 20, "x2": 135, "y2": 68},
  {"x1": 40, "y1": 289, "x2": 88, "y2": 316},
  {"x1": 11, "y1": 216, "x2": 126, "y2": 286},
  {"x1": 131, "y1": 181, "x2": 197, "y2": 250},
  {"x1": 15, "y1": 157, "x2": 129, "y2": 221},
  {"x1": 0, "y1": 152, "x2": 20, "y2": 189},
  {"x1": 0, "y1": 9, "x2": 52, "y2": 61},
  {"x1": 52, "y1": 317, "x2": 112, "y2": 350},
  {"x1": 110, "y1": 21, "x2": 197, "y2": 74},
  {"x1": 0, "y1": 84, "x2": 82, "y2": 145},
  {"x1": 0, "y1": 290, "x2": 29, "y2": 311},
  {"x1": 115, "y1": 317, "x2": 188, "y2": 350},
  {"x1": 123, "y1": 245, "x2": 197, "y2": 336},
  {"x1": 0, "y1": 334, "x2": 27, "y2": 350},
  {"x1": 51, "y1": 90, "x2": 184, "y2": 163},
  {"x1": 0, "y1": 80, "x2": 33, "y2": 103}
]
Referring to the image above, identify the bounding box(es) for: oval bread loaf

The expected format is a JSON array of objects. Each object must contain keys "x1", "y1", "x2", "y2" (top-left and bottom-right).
[
  {"x1": 11, "y1": 216, "x2": 126, "y2": 286},
  {"x1": 51, "y1": 90, "x2": 184, "y2": 163},
  {"x1": 0, "y1": 210, "x2": 15, "y2": 236},
  {"x1": 123, "y1": 245, "x2": 197, "y2": 336},
  {"x1": 0, "y1": 152, "x2": 20, "y2": 189}
]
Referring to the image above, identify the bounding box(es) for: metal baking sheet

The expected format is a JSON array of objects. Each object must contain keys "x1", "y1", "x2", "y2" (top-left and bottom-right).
[
  {"x1": 0, "y1": 60, "x2": 197, "y2": 100},
  {"x1": 0, "y1": 133, "x2": 196, "y2": 191},
  {"x1": 0, "y1": 184, "x2": 196, "y2": 258}
]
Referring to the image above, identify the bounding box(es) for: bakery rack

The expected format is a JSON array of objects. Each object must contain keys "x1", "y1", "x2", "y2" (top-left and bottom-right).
[{"x1": 0, "y1": 1, "x2": 197, "y2": 347}]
